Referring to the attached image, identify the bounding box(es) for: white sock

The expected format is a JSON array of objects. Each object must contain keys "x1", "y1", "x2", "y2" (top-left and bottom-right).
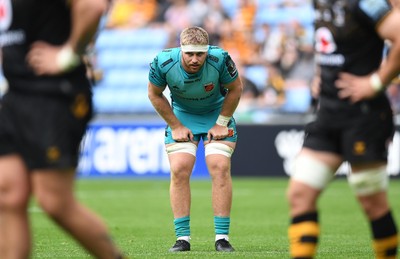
[
  {"x1": 215, "y1": 234, "x2": 229, "y2": 241},
  {"x1": 177, "y1": 236, "x2": 190, "y2": 242}
]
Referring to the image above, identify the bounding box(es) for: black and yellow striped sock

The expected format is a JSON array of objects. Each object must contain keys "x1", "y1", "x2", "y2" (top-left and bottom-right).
[
  {"x1": 371, "y1": 211, "x2": 398, "y2": 259},
  {"x1": 289, "y1": 212, "x2": 319, "y2": 259}
]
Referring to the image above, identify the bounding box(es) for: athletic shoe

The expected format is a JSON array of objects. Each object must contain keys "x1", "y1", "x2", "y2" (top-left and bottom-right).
[
  {"x1": 215, "y1": 239, "x2": 235, "y2": 252},
  {"x1": 169, "y1": 240, "x2": 190, "y2": 252}
]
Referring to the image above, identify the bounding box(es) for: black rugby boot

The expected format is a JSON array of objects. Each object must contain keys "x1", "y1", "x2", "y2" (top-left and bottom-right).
[
  {"x1": 169, "y1": 240, "x2": 190, "y2": 252},
  {"x1": 215, "y1": 239, "x2": 235, "y2": 252}
]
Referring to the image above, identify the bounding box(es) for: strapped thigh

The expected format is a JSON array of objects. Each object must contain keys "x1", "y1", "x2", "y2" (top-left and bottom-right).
[{"x1": 166, "y1": 142, "x2": 197, "y2": 156}]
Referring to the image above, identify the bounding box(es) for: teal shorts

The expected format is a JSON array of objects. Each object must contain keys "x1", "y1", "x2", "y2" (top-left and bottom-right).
[{"x1": 165, "y1": 109, "x2": 238, "y2": 144}]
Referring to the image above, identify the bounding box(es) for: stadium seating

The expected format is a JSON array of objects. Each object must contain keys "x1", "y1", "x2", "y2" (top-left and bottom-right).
[
  {"x1": 281, "y1": 87, "x2": 312, "y2": 113},
  {"x1": 92, "y1": 0, "x2": 313, "y2": 114},
  {"x1": 244, "y1": 65, "x2": 269, "y2": 90},
  {"x1": 93, "y1": 28, "x2": 168, "y2": 113}
]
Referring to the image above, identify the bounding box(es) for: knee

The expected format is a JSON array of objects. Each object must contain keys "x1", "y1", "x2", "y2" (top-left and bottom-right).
[
  {"x1": 209, "y1": 164, "x2": 231, "y2": 189},
  {"x1": 35, "y1": 193, "x2": 71, "y2": 220},
  {"x1": 209, "y1": 162, "x2": 230, "y2": 175},
  {"x1": 0, "y1": 182, "x2": 30, "y2": 212},
  {"x1": 359, "y1": 193, "x2": 390, "y2": 219},
  {"x1": 287, "y1": 181, "x2": 319, "y2": 215},
  {"x1": 170, "y1": 165, "x2": 192, "y2": 184},
  {"x1": 287, "y1": 184, "x2": 304, "y2": 208}
]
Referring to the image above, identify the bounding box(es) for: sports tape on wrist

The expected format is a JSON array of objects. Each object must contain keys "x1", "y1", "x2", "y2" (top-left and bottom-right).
[
  {"x1": 216, "y1": 115, "x2": 231, "y2": 127},
  {"x1": 56, "y1": 46, "x2": 80, "y2": 71},
  {"x1": 370, "y1": 73, "x2": 383, "y2": 92}
]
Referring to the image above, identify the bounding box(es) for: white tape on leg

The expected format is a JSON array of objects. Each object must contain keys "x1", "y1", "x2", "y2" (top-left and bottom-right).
[
  {"x1": 205, "y1": 143, "x2": 234, "y2": 158},
  {"x1": 166, "y1": 142, "x2": 197, "y2": 156},
  {"x1": 347, "y1": 166, "x2": 388, "y2": 196},
  {"x1": 291, "y1": 155, "x2": 335, "y2": 190}
]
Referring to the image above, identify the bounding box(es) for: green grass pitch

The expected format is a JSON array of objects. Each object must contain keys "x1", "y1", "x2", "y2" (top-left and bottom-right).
[{"x1": 29, "y1": 177, "x2": 400, "y2": 258}]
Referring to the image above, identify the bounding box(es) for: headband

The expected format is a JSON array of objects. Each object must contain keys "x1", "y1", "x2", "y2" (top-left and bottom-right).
[{"x1": 181, "y1": 44, "x2": 209, "y2": 52}]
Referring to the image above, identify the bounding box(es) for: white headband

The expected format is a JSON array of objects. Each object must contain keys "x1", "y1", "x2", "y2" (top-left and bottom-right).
[{"x1": 181, "y1": 44, "x2": 209, "y2": 52}]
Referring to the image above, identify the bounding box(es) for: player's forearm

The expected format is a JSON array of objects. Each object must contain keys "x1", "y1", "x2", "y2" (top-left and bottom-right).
[
  {"x1": 149, "y1": 94, "x2": 182, "y2": 129},
  {"x1": 378, "y1": 41, "x2": 400, "y2": 86},
  {"x1": 220, "y1": 81, "x2": 243, "y2": 117},
  {"x1": 68, "y1": 0, "x2": 108, "y2": 54},
  {"x1": 376, "y1": 8, "x2": 400, "y2": 86}
]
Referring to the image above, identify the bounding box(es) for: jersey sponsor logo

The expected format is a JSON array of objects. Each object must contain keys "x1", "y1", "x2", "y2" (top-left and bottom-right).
[
  {"x1": 315, "y1": 53, "x2": 345, "y2": 66},
  {"x1": 208, "y1": 54, "x2": 219, "y2": 63},
  {"x1": 0, "y1": 0, "x2": 24, "y2": 47},
  {"x1": 314, "y1": 27, "x2": 344, "y2": 66},
  {"x1": 0, "y1": 0, "x2": 12, "y2": 31},
  {"x1": 359, "y1": 0, "x2": 390, "y2": 22},
  {"x1": 204, "y1": 82, "x2": 214, "y2": 92},
  {"x1": 0, "y1": 29, "x2": 24, "y2": 46},
  {"x1": 171, "y1": 85, "x2": 185, "y2": 94},
  {"x1": 315, "y1": 27, "x2": 336, "y2": 54}
]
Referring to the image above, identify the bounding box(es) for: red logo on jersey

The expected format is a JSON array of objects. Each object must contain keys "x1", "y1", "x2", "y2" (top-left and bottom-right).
[
  {"x1": 315, "y1": 27, "x2": 336, "y2": 54},
  {"x1": 0, "y1": 0, "x2": 12, "y2": 31},
  {"x1": 204, "y1": 83, "x2": 214, "y2": 92},
  {"x1": 0, "y1": 4, "x2": 4, "y2": 18},
  {"x1": 228, "y1": 129, "x2": 234, "y2": 137}
]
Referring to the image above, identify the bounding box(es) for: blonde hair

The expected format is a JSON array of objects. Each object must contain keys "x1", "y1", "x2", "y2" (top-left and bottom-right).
[{"x1": 180, "y1": 27, "x2": 209, "y2": 46}]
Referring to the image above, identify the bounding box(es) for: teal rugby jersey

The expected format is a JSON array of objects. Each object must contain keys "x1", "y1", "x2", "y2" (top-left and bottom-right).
[{"x1": 149, "y1": 46, "x2": 238, "y2": 114}]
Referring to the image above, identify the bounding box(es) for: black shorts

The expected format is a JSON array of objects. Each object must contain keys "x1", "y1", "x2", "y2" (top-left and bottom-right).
[
  {"x1": 0, "y1": 90, "x2": 92, "y2": 170},
  {"x1": 303, "y1": 102, "x2": 394, "y2": 163}
]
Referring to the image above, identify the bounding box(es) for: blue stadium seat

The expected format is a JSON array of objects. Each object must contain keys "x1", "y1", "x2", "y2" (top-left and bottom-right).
[
  {"x1": 100, "y1": 68, "x2": 149, "y2": 89},
  {"x1": 244, "y1": 65, "x2": 268, "y2": 90},
  {"x1": 92, "y1": 27, "x2": 169, "y2": 113},
  {"x1": 97, "y1": 48, "x2": 158, "y2": 69},
  {"x1": 281, "y1": 87, "x2": 311, "y2": 113},
  {"x1": 284, "y1": 6, "x2": 314, "y2": 26},
  {"x1": 95, "y1": 28, "x2": 169, "y2": 50},
  {"x1": 255, "y1": 3, "x2": 313, "y2": 27},
  {"x1": 220, "y1": 0, "x2": 239, "y2": 17},
  {"x1": 92, "y1": 87, "x2": 154, "y2": 113},
  {"x1": 255, "y1": 7, "x2": 290, "y2": 26}
]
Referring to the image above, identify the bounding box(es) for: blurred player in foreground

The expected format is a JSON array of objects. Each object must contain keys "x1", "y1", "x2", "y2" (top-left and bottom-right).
[
  {"x1": 287, "y1": 1, "x2": 400, "y2": 258},
  {"x1": 148, "y1": 26, "x2": 242, "y2": 252},
  {"x1": 0, "y1": 0, "x2": 125, "y2": 258}
]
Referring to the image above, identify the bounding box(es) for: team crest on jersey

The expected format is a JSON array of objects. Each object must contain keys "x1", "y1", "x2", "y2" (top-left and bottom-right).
[
  {"x1": 228, "y1": 128, "x2": 234, "y2": 137},
  {"x1": 353, "y1": 141, "x2": 366, "y2": 155},
  {"x1": 0, "y1": 0, "x2": 12, "y2": 31},
  {"x1": 315, "y1": 27, "x2": 336, "y2": 54},
  {"x1": 204, "y1": 82, "x2": 214, "y2": 92}
]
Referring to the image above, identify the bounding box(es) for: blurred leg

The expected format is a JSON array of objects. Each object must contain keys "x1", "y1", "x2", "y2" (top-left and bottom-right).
[
  {"x1": 350, "y1": 164, "x2": 398, "y2": 259},
  {"x1": 0, "y1": 155, "x2": 31, "y2": 259},
  {"x1": 32, "y1": 169, "x2": 123, "y2": 259},
  {"x1": 287, "y1": 148, "x2": 340, "y2": 259}
]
